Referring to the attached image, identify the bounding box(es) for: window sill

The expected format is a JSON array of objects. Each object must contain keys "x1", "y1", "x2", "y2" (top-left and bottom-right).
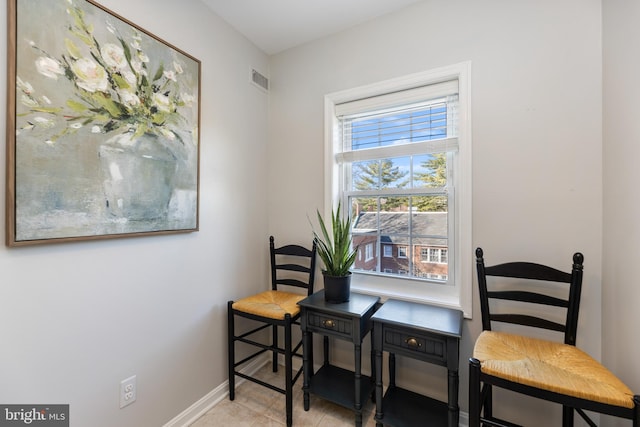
[{"x1": 349, "y1": 271, "x2": 470, "y2": 318}]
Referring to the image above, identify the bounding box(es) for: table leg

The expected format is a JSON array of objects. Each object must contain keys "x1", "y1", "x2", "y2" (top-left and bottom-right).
[
  {"x1": 323, "y1": 335, "x2": 329, "y2": 366},
  {"x1": 354, "y1": 343, "x2": 362, "y2": 427},
  {"x1": 448, "y1": 369, "x2": 459, "y2": 427},
  {"x1": 370, "y1": 345, "x2": 376, "y2": 403},
  {"x1": 389, "y1": 353, "x2": 396, "y2": 388},
  {"x1": 302, "y1": 329, "x2": 312, "y2": 411},
  {"x1": 374, "y1": 345, "x2": 383, "y2": 427}
]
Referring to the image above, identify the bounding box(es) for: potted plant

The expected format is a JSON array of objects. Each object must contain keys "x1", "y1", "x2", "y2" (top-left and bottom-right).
[{"x1": 313, "y1": 201, "x2": 358, "y2": 303}]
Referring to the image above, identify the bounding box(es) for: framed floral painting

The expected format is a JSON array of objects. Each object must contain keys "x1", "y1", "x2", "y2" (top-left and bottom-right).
[{"x1": 6, "y1": 0, "x2": 201, "y2": 246}]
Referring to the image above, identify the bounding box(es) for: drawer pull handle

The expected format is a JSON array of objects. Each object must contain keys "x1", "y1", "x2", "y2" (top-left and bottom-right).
[
  {"x1": 405, "y1": 337, "x2": 421, "y2": 348},
  {"x1": 322, "y1": 319, "x2": 335, "y2": 328}
]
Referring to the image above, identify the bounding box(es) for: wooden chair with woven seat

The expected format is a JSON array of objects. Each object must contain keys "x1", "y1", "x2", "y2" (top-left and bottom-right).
[
  {"x1": 469, "y1": 247, "x2": 640, "y2": 427},
  {"x1": 227, "y1": 235, "x2": 317, "y2": 427}
]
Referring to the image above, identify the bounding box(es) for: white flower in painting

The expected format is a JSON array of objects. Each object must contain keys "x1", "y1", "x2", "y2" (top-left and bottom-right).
[
  {"x1": 41, "y1": 95, "x2": 52, "y2": 104},
  {"x1": 160, "y1": 128, "x2": 176, "y2": 140},
  {"x1": 21, "y1": 94, "x2": 38, "y2": 108},
  {"x1": 34, "y1": 116, "x2": 55, "y2": 128},
  {"x1": 137, "y1": 51, "x2": 149, "y2": 63},
  {"x1": 163, "y1": 70, "x2": 177, "y2": 82},
  {"x1": 118, "y1": 89, "x2": 140, "y2": 107},
  {"x1": 130, "y1": 58, "x2": 146, "y2": 76},
  {"x1": 130, "y1": 33, "x2": 143, "y2": 51},
  {"x1": 173, "y1": 61, "x2": 183, "y2": 74},
  {"x1": 35, "y1": 56, "x2": 65, "y2": 79},
  {"x1": 152, "y1": 92, "x2": 171, "y2": 113},
  {"x1": 91, "y1": 125, "x2": 101, "y2": 133},
  {"x1": 180, "y1": 92, "x2": 195, "y2": 106},
  {"x1": 70, "y1": 122, "x2": 83, "y2": 129},
  {"x1": 106, "y1": 20, "x2": 116, "y2": 35},
  {"x1": 17, "y1": 77, "x2": 33, "y2": 94},
  {"x1": 71, "y1": 58, "x2": 108, "y2": 92},
  {"x1": 121, "y1": 70, "x2": 137, "y2": 86},
  {"x1": 101, "y1": 43, "x2": 128, "y2": 70}
]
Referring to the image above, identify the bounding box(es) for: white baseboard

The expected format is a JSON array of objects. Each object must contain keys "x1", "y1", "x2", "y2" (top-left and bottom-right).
[
  {"x1": 459, "y1": 410, "x2": 469, "y2": 427},
  {"x1": 162, "y1": 354, "x2": 269, "y2": 427}
]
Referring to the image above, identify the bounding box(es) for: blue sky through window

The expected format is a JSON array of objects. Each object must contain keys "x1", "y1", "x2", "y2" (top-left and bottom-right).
[
  {"x1": 350, "y1": 103, "x2": 447, "y2": 150},
  {"x1": 348, "y1": 102, "x2": 448, "y2": 189}
]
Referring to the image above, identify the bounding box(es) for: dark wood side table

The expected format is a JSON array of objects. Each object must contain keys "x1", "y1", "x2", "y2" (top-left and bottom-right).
[
  {"x1": 372, "y1": 299, "x2": 463, "y2": 427},
  {"x1": 298, "y1": 290, "x2": 381, "y2": 427}
]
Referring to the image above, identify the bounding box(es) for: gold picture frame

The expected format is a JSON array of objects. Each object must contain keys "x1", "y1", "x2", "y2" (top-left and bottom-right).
[{"x1": 7, "y1": 0, "x2": 201, "y2": 246}]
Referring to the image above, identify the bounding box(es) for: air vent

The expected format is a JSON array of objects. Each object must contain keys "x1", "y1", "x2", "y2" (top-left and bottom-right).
[{"x1": 252, "y1": 69, "x2": 269, "y2": 92}]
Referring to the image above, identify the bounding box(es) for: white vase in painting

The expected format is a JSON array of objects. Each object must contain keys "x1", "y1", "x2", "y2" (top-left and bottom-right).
[{"x1": 98, "y1": 132, "x2": 178, "y2": 221}]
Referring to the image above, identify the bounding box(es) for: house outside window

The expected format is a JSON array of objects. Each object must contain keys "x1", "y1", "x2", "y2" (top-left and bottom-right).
[{"x1": 324, "y1": 63, "x2": 472, "y2": 316}]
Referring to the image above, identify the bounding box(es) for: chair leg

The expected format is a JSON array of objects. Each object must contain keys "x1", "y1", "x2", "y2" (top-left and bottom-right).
[
  {"x1": 469, "y1": 358, "x2": 481, "y2": 427},
  {"x1": 272, "y1": 324, "x2": 279, "y2": 372},
  {"x1": 562, "y1": 405, "x2": 574, "y2": 427},
  {"x1": 285, "y1": 314, "x2": 293, "y2": 427},
  {"x1": 633, "y1": 395, "x2": 640, "y2": 427},
  {"x1": 227, "y1": 301, "x2": 236, "y2": 401},
  {"x1": 484, "y1": 384, "x2": 493, "y2": 422}
]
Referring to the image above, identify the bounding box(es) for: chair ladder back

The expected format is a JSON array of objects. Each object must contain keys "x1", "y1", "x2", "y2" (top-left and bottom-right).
[
  {"x1": 475, "y1": 248, "x2": 584, "y2": 345},
  {"x1": 270, "y1": 236, "x2": 317, "y2": 296}
]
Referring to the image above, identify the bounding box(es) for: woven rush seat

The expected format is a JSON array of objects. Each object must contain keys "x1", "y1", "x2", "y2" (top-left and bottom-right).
[
  {"x1": 474, "y1": 330, "x2": 635, "y2": 409},
  {"x1": 232, "y1": 290, "x2": 306, "y2": 320}
]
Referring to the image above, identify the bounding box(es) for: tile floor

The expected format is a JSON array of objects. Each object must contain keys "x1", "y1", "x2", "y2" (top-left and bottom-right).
[{"x1": 190, "y1": 363, "x2": 378, "y2": 427}]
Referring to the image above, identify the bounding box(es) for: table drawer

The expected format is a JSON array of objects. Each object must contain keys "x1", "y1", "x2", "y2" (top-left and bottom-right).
[
  {"x1": 382, "y1": 326, "x2": 446, "y2": 363},
  {"x1": 307, "y1": 312, "x2": 352, "y2": 339}
]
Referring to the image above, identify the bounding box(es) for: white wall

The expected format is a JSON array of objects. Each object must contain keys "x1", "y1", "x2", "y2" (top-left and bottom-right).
[
  {"x1": 0, "y1": 0, "x2": 269, "y2": 426},
  {"x1": 603, "y1": 1, "x2": 640, "y2": 426},
  {"x1": 268, "y1": 0, "x2": 603, "y2": 424}
]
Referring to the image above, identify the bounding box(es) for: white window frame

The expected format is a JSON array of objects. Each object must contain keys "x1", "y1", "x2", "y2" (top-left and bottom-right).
[
  {"x1": 383, "y1": 245, "x2": 393, "y2": 258},
  {"x1": 398, "y1": 246, "x2": 408, "y2": 259},
  {"x1": 324, "y1": 62, "x2": 472, "y2": 318},
  {"x1": 365, "y1": 243, "x2": 374, "y2": 262}
]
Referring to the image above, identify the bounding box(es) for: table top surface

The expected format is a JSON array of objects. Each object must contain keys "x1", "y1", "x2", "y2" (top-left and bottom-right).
[
  {"x1": 372, "y1": 299, "x2": 463, "y2": 338},
  {"x1": 298, "y1": 290, "x2": 380, "y2": 317}
]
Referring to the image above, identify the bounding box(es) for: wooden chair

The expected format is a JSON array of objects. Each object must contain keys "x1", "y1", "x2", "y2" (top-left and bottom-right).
[
  {"x1": 469, "y1": 247, "x2": 639, "y2": 427},
  {"x1": 228, "y1": 236, "x2": 316, "y2": 427}
]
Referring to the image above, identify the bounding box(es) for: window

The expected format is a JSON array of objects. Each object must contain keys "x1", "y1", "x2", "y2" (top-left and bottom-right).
[
  {"x1": 365, "y1": 243, "x2": 374, "y2": 262},
  {"x1": 324, "y1": 63, "x2": 472, "y2": 316},
  {"x1": 421, "y1": 247, "x2": 447, "y2": 264},
  {"x1": 398, "y1": 246, "x2": 408, "y2": 259}
]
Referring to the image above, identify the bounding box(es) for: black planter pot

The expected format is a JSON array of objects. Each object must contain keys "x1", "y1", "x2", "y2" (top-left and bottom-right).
[{"x1": 323, "y1": 272, "x2": 351, "y2": 303}]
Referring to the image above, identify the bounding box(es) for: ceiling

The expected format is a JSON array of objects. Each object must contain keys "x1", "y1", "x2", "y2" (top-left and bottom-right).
[{"x1": 200, "y1": 0, "x2": 424, "y2": 55}]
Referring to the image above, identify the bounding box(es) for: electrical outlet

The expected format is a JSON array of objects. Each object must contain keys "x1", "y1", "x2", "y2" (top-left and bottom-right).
[{"x1": 119, "y1": 375, "x2": 137, "y2": 408}]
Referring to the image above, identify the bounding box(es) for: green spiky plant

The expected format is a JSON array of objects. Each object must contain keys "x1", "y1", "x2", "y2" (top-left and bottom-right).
[{"x1": 313, "y1": 201, "x2": 358, "y2": 277}]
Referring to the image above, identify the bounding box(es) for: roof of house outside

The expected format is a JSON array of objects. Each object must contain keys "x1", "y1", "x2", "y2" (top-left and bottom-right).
[{"x1": 352, "y1": 211, "x2": 447, "y2": 247}]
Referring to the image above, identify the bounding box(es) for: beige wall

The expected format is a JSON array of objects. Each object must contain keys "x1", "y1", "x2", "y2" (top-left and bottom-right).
[
  {"x1": 603, "y1": 1, "x2": 640, "y2": 426},
  {"x1": 268, "y1": 0, "x2": 603, "y2": 424},
  {"x1": 0, "y1": 0, "x2": 269, "y2": 426}
]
